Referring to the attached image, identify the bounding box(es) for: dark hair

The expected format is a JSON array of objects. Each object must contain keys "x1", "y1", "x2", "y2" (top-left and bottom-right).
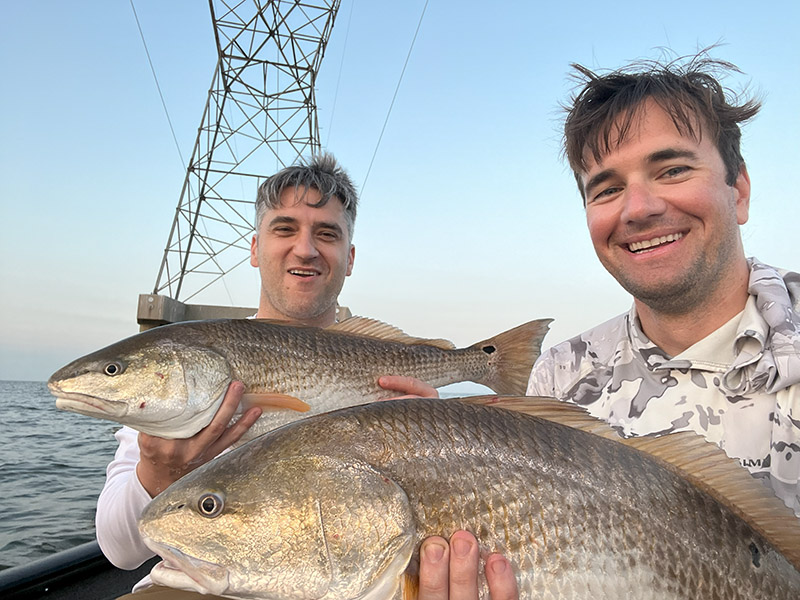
[
  {"x1": 255, "y1": 152, "x2": 358, "y2": 240},
  {"x1": 563, "y1": 53, "x2": 761, "y2": 199}
]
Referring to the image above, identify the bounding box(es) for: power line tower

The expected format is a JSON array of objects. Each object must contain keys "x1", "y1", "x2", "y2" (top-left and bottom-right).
[{"x1": 138, "y1": 0, "x2": 340, "y2": 329}]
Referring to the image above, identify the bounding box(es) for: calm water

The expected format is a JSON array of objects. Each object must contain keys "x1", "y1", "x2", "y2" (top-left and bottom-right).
[{"x1": 0, "y1": 380, "x2": 120, "y2": 570}]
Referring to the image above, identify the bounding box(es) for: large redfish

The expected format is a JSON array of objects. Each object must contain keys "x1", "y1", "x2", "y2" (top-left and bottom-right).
[
  {"x1": 48, "y1": 317, "x2": 550, "y2": 441},
  {"x1": 138, "y1": 397, "x2": 800, "y2": 600}
]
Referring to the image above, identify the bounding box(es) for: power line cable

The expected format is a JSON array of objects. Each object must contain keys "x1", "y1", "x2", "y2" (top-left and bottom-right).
[
  {"x1": 324, "y1": 0, "x2": 356, "y2": 149},
  {"x1": 362, "y1": 0, "x2": 429, "y2": 194},
  {"x1": 129, "y1": 0, "x2": 187, "y2": 171}
]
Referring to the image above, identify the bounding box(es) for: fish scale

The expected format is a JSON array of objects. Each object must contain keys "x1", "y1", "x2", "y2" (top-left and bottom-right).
[{"x1": 139, "y1": 398, "x2": 800, "y2": 599}]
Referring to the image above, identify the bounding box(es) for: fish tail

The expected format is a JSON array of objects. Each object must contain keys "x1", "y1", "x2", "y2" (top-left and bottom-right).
[{"x1": 471, "y1": 318, "x2": 552, "y2": 395}]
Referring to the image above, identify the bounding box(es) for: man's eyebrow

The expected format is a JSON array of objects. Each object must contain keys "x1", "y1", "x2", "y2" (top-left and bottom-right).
[
  {"x1": 584, "y1": 169, "x2": 616, "y2": 197},
  {"x1": 267, "y1": 215, "x2": 343, "y2": 234},
  {"x1": 314, "y1": 221, "x2": 343, "y2": 234},
  {"x1": 267, "y1": 215, "x2": 298, "y2": 227},
  {"x1": 646, "y1": 148, "x2": 699, "y2": 163}
]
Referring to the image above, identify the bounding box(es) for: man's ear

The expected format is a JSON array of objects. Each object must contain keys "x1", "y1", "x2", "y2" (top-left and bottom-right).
[
  {"x1": 346, "y1": 244, "x2": 355, "y2": 277},
  {"x1": 734, "y1": 164, "x2": 751, "y2": 226},
  {"x1": 250, "y1": 234, "x2": 259, "y2": 267}
]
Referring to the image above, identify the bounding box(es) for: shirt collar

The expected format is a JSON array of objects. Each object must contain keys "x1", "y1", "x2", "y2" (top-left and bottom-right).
[
  {"x1": 626, "y1": 301, "x2": 748, "y2": 373},
  {"x1": 625, "y1": 259, "x2": 800, "y2": 394}
]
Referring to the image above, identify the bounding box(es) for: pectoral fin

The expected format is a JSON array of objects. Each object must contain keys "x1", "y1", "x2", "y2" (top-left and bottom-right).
[
  {"x1": 241, "y1": 393, "x2": 310, "y2": 412},
  {"x1": 400, "y1": 566, "x2": 420, "y2": 600}
]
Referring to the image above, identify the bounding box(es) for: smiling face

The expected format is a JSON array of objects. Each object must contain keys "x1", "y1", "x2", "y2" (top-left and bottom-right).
[
  {"x1": 250, "y1": 186, "x2": 355, "y2": 326},
  {"x1": 580, "y1": 100, "x2": 751, "y2": 316}
]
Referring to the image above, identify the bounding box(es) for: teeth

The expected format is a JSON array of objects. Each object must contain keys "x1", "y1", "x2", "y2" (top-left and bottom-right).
[
  {"x1": 289, "y1": 269, "x2": 316, "y2": 276},
  {"x1": 628, "y1": 233, "x2": 683, "y2": 253}
]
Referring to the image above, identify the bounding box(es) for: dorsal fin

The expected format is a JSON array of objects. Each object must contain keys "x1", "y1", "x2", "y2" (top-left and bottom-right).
[
  {"x1": 460, "y1": 395, "x2": 800, "y2": 570},
  {"x1": 328, "y1": 317, "x2": 456, "y2": 350}
]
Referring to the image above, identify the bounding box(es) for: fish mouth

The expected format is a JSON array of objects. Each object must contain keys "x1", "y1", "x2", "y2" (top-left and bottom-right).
[
  {"x1": 145, "y1": 540, "x2": 229, "y2": 596},
  {"x1": 48, "y1": 384, "x2": 129, "y2": 418}
]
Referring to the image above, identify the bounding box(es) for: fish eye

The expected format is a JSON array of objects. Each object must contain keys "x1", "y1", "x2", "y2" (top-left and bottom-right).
[
  {"x1": 198, "y1": 492, "x2": 225, "y2": 518},
  {"x1": 103, "y1": 362, "x2": 125, "y2": 376}
]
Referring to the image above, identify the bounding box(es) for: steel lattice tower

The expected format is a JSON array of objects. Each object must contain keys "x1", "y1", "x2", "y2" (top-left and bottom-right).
[{"x1": 140, "y1": 0, "x2": 340, "y2": 327}]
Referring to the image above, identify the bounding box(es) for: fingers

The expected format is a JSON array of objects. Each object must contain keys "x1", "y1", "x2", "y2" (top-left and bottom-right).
[
  {"x1": 419, "y1": 537, "x2": 450, "y2": 600},
  {"x1": 206, "y1": 405, "x2": 261, "y2": 456},
  {"x1": 446, "y1": 531, "x2": 480, "y2": 600},
  {"x1": 378, "y1": 376, "x2": 439, "y2": 399},
  {"x1": 419, "y1": 531, "x2": 479, "y2": 600},
  {"x1": 202, "y1": 381, "x2": 262, "y2": 454},
  {"x1": 197, "y1": 380, "x2": 247, "y2": 441},
  {"x1": 419, "y1": 532, "x2": 519, "y2": 600},
  {"x1": 485, "y1": 554, "x2": 518, "y2": 600}
]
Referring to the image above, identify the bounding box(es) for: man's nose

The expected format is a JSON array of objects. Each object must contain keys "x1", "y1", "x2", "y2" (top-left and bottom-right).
[
  {"x1": 620, "y1": 181, "x2": 667, "y2": 223},
  {"x1": 292, "y1": 229, "x2": 319, "y2": 259}
]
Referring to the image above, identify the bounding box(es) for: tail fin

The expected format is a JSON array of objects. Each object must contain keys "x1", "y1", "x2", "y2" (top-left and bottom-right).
[{"x1": 472, "y1": 318, "x2": 552, "y2": 395}]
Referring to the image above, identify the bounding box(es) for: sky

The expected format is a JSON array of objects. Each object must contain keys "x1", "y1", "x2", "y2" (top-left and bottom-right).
[{"x1": 1, "y1": 1, "x2": 798, "y2": 384}]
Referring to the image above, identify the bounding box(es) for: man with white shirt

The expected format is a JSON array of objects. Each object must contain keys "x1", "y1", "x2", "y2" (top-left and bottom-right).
[
  {"x1": 102, "y1": 153, "x2": 483, "y2": 598},
  {"x1": 527, "y1": 56, "x2": 800, "y2": 517}
]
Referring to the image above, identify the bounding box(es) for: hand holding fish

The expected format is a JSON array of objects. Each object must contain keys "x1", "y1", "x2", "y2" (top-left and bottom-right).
[
  {"x1": 378, "y1": 375, "x2": 439, "y2": 399},
  {"x1": 135, "y1": 381, "x2": 262, "y2": 497},
  {"x1": 419, "y1": 532, "x2": 518, "y2": 600}
]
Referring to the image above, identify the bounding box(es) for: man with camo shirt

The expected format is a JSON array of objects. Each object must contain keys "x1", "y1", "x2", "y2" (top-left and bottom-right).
[{"x1": 528, "y1": 55, "x2": 800, "y2": 517}]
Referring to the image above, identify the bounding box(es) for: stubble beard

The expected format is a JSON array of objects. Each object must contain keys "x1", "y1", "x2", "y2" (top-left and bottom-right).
[
  {"x1": 267, "y1": 287, "x2": 338, "y2": 323},
  {"x1": 611, "y1": 239, "x2": 739, "y2": 316},
  {"x1": 262, "y1": 268, "x2": 346, "y2": 323}
]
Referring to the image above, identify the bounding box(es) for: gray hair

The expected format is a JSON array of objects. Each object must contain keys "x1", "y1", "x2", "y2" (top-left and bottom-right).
[{"x1": 255, "y1": 152, "x2": 358, "y2": 241}]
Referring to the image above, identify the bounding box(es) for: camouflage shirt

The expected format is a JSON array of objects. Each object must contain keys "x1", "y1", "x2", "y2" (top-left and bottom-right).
[{"x1": 528, "y1": 258, "x2": 800, "y2": 516}]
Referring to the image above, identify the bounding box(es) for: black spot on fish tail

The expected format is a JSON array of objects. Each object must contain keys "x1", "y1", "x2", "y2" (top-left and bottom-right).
[
  {"x1": 749, "y1": 542, "x2": 762, "y2": 568},
  {"x1": 482, "y1": 345, "x2": 496, "y2": 354}
]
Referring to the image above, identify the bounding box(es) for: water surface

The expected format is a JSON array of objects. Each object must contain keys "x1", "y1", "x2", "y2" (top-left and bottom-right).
[{"x1": 0, "y1": 380, "x2": 119, "y2": 570}]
